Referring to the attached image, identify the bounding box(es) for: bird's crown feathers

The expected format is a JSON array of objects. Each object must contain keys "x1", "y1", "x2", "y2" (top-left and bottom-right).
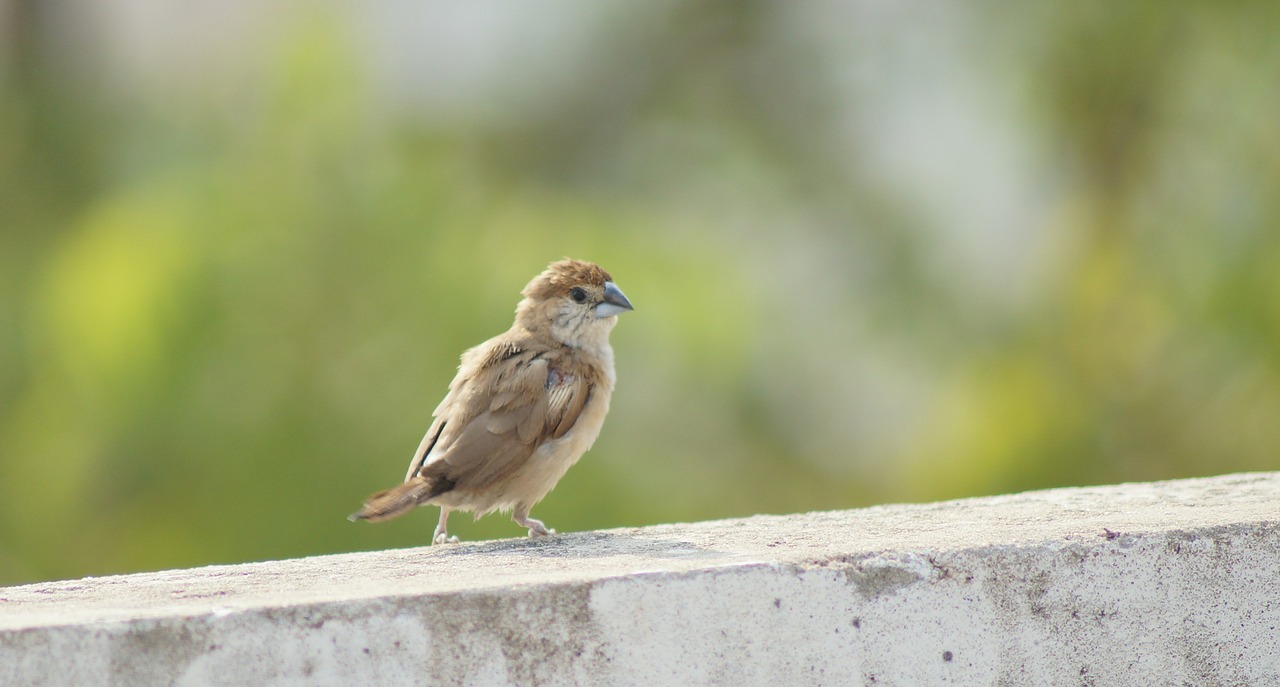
[{"x1": 522, "y1": 259, "x2": 613, "y2": 300}]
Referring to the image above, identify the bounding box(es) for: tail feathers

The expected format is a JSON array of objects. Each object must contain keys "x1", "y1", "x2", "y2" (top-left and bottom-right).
[{"x1": 349, "y1": 477, "x2": 436, "y2": 523}]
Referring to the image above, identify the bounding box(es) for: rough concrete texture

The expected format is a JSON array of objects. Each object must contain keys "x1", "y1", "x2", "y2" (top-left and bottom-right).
[{"x1": 3, "y1": 472, "x2": 1280, "y2": 686}]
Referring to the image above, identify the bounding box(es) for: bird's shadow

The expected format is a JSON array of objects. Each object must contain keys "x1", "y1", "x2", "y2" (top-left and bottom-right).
[{"x1": 427, "y1": 529, "x2": 727, "y2": 561}]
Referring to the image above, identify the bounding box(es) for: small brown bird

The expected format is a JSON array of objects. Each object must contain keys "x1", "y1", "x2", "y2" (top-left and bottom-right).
[{"x1": 349, "y1": 259, "x2": 633, "y2": 543}]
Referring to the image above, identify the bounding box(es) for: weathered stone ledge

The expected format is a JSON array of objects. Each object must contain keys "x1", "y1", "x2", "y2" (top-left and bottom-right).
[{"x1": 3, "y1": 472, "x2": 1280, "y2": 686}]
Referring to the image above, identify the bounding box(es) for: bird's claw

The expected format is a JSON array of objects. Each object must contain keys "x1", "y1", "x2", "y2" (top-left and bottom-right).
[
  {"x1": 433, "y1": 532, "x2": 460, "y2": 545},
  {"x1": 526, "y1": 523, "x2": 555, "y2": 538}
]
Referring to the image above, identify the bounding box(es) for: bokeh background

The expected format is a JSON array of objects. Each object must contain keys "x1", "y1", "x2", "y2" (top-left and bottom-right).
[{"x1": 4, "y1": 0, "x2": 1280, "y2": 586}]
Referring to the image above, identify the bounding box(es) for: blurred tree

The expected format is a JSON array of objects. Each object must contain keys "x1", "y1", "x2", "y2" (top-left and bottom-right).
[{"x1": 2, "y1": 1, "x2": 1279, "y2": 586}]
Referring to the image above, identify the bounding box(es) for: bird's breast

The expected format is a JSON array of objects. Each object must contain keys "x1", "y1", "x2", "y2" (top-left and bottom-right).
[{"x1": 506, "y1": 380, "x2": 613, "y2": 509}]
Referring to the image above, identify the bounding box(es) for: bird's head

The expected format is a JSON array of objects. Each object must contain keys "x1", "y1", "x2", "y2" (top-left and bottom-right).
[{"x1": 516, "y1": 259, "x2": 634, "y2": 349}]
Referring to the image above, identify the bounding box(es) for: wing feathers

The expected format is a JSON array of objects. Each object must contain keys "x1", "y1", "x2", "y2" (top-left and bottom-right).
[
  {"x1": 406, "y1": 335, "x2": 604, "y2": 499},
  {"x1": 405, "y1": 417, "x2": 447, "y2": 481},
  {"x1": 550, "y1": 379, "x2": 590, "y2": 439}
]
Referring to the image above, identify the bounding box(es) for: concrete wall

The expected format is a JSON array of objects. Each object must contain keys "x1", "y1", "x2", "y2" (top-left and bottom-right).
[{"x1": 3, "y1": 472, "x2": 1280, "y2": 686}]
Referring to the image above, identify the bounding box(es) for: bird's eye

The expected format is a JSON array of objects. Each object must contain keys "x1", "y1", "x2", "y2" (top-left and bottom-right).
[{"x1": 570, "y1": 287, "x2": 588, "y2": 304}]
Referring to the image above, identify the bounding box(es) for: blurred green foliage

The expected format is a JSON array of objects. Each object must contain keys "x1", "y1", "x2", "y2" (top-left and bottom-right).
[{"x1": 3, "y1": 2, "x2": 1280, "y2": 585}]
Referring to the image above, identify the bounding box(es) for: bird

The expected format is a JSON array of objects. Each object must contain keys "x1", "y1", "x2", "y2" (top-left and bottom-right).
[{"x1": 349, "y1": 259, "x2": 634, "y2": 544}]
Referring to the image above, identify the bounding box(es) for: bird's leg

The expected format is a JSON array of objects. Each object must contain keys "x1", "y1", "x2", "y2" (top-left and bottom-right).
[
  {"x1": 513, "y1": 507, "x2": 556, "y2": 538},
  {"x1": 433, "y1": 507, "x2": 460, "y2": 545}
]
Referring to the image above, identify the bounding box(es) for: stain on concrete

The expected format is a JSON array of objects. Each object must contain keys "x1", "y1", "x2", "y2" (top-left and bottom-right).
[
  {"x1": 109, "y1": 618, "x2": 211, "y2": 686},
  {"x1": 409, "y1": 582, "x2": 605, "y2": 686},
  {"x1": 844, "y1": 563, "x2": 923, "y2": 599}
]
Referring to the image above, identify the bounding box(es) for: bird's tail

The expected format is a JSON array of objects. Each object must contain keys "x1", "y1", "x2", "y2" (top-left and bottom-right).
[{"x1": 348, "y1": 477, "x2": 436, "y2": 523}]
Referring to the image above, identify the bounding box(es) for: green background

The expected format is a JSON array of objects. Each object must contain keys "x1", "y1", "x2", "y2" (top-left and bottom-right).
[{"x1": 4, "y1": 2, "x2": 1280, "y2": 585}]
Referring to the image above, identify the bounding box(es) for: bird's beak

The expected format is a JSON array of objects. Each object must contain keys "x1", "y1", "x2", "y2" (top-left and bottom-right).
[{"x1": 595, "y1": 281, "x2": 634, "y2": 318}]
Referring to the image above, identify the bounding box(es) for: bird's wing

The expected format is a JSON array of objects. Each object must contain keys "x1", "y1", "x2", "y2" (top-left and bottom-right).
[
  {"x1": 404, "y1": 415, "x2": 446, "y2": 482},
  {"x1": 403, "y1": 336, "x2": 525, "y2": 480},
  {"x1": 420, "y1": 347, "x2": 593, "y2": 492},
  {"x1": 545, "y1": 366, "x2": 590, "y2": 440}
]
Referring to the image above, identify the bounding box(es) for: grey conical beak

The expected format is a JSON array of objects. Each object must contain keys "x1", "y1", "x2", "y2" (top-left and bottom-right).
[{"x1": 595, "y1": 281, "x2": 634, "y2": 318}]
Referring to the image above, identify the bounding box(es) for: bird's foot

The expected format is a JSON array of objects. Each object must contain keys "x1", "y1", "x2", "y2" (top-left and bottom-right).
[
  {"x1": 433, "y1": 530, "x2": 460, "y2": 545},
  {"x1": 432, "y1": 508, "x2": 459, "y2": 545},
  {"x1": 515, "y1": 515, "x2": 555, "y2": 538},
  {"x1": 527, "y1": 524, "x2": 555, "y2": 538}
]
